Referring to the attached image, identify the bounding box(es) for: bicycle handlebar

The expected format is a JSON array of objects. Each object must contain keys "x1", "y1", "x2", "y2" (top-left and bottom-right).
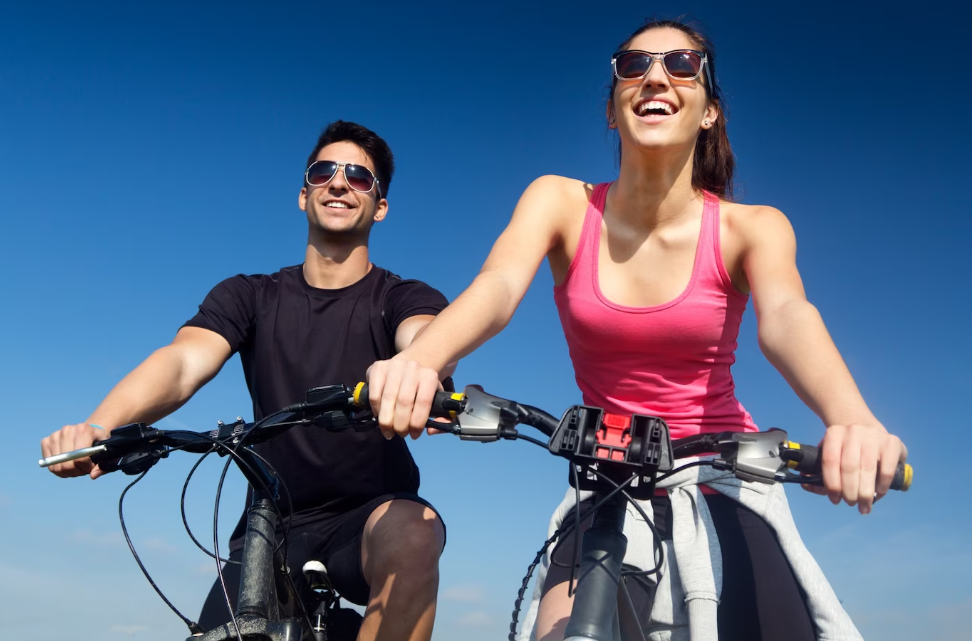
[
  {"x1": 780, "y1": 439, "x2": 912, "y2": 491},
  {"x1": 40, "y1": 382, "x2": 911, "y2": 492},
  {"x1": 351, "y1": 383, "x2": 912, "y2": 492}
]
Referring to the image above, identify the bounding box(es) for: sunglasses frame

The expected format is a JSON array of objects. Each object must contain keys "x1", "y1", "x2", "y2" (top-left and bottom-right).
[
  {"x1": 611, "y1": 49, "x2": 714, "y2": 94},
  {"x1": 304, "y1": 160, "x2": 381, "y2": 196}
]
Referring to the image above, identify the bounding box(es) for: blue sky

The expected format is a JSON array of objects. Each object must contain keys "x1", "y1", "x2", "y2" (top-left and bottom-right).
[{"x1": 1, "y1": 1, "x2": 970, "y2": 639}]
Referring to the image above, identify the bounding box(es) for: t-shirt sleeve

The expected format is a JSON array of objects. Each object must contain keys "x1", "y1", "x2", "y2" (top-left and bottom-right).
[
  {"x1": 182, "y1": 275, "x2": 257, "y2": 353},
  {"x1": 383, "y1": 279, "x2": 449, "y2": 335}
]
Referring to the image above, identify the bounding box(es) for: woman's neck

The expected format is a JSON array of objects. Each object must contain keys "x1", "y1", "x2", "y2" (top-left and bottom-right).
[{"x1": 611, "y1": 144, "x2": 701, "y2": 228}]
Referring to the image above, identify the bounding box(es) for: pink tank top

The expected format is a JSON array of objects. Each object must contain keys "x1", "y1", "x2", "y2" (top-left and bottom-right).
[{"x1": 553, "y1": 183, "x2": 758, "y2": 439}]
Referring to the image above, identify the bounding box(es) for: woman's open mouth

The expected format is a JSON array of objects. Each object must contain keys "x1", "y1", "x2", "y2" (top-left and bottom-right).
[{"x1": 633, "y1": 99, "x2": 678, "y2": 122}]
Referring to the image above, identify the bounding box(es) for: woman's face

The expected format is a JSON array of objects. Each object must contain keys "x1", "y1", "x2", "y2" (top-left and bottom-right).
[{"x1": 610, "y1": 27, "x2": 719, "y2": 157}]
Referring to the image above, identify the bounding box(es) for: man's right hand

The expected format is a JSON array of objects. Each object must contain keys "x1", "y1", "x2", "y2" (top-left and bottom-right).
[{"x1": 41, "y1": 423, "x2": 109, "y2": 479}]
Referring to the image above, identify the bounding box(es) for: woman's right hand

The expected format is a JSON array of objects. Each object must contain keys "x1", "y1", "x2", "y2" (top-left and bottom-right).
[
  {"x1": 40, "y1": 422, "x2": 108, "y2": 479},
  {"x1": 366, "y1": 356, "x2": 443, "y2": 440}
]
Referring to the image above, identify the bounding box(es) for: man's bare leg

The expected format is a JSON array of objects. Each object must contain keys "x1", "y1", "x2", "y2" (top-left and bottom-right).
[{"x1": 357, "y1": 499, "x2": 445, "y2": 641}]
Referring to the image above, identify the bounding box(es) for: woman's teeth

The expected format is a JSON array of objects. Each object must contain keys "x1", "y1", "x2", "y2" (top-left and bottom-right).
[{"x1": 636, "y1": 100, "x2": 675, "y2": 116}]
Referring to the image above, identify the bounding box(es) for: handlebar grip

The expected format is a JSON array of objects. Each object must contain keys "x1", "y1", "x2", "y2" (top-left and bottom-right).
[
  {"x1": 352, "y1": 383, "x2": 465, "y2": 419},
  {"x1": 38, "y1": 444, "x2": 108, "y2": 468},
  {"x1": 784, "y1": 442, "x2": 912, "y2": 491}
]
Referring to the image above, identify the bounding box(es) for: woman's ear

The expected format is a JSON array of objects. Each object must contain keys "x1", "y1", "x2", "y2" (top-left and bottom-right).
[
  {"x1": 606, "y1": 100, "x2": 617, "y2": 129},
  {"x1": 701, "y1": 101, "x2": 720, "y2": 130}
]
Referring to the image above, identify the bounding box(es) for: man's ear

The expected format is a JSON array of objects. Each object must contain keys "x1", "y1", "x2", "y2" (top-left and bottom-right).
[
  {"x1": 373, "y1": 197, "x2": 388, "y2": 222},
  {"x1": 298, "y1": 186, "x2": 308, "y2": 211}
]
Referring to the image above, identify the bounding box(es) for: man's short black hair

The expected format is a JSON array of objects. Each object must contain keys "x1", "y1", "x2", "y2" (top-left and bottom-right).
[{"x1": 305, "y1": 121, "x2": 395, "y2": 199}]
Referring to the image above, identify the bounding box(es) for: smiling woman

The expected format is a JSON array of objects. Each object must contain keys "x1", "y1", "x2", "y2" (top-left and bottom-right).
[
  {"x1": 364, "y1": 15, "x2": 906, "y2": 641},
  {"x1": 607, "y1": 19, "x2": 734, "y2": 199}
]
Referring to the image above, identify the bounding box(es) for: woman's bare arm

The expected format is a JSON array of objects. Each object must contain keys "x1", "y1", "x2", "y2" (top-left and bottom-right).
[{"x1": 741, "y1": 206, "x2": 907, "y2": 513}]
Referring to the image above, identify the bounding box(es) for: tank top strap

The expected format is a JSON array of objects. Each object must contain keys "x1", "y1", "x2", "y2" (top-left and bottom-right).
[
  {"x1": 698, "y1": 190, "x2": 739, "y2": 294},
  {"x1": 561, "y1": 182, "x2": 611, "y2": 289}
]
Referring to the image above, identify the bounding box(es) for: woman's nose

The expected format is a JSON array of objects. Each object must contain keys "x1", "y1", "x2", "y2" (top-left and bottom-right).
[{"x1": 641, "y1": 57, "x2": 670, "y2": 89}]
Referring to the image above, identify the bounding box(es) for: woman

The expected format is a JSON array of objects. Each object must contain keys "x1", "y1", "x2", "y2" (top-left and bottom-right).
[{"x1": 367, "y1": 18, "x2": 907, "y2": 640}]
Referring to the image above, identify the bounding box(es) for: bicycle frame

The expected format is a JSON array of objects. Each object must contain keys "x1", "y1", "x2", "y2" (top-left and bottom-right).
[
  {"x1": 192, "y1": 446, "x2": 304, "y2": 641},
  {"x1": 563, "y1": 492, "x2": 629, "y2": 641}
]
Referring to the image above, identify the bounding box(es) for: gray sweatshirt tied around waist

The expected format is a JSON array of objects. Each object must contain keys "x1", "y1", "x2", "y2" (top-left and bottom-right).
[{"x1": 517, "y1": 458, "x2": 864, "y2": 641}]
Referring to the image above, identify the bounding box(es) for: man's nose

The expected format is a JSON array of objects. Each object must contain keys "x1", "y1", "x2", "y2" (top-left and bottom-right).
[{"x1": 327, "y1": 166, "x2": 350, "y2": 192}]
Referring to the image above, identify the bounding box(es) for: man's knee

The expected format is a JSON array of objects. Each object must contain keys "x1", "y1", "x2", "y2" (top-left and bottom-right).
[{"x1": 362, "y1": 499, "x2": 444, "y2": 579}]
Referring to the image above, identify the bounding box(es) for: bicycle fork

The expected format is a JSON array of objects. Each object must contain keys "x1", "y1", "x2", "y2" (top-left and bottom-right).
[{"x1": 564, "y1": 493, "x2": 628, "y2": 641}]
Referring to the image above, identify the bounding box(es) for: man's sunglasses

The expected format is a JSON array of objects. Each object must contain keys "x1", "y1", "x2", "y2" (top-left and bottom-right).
[
  {"x1": 305, "y1": 161, "x2": 380, "y2": 195},
  {"x1": 612, "y1": 49, "x2": 712, "y2": 90}
]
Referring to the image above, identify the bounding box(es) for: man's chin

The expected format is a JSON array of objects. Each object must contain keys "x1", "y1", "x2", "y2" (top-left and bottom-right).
[{"x1": 309, "y1": 221, "x2": 369, "y2": 240}]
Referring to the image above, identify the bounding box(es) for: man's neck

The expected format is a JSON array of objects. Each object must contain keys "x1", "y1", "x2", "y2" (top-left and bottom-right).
[{"x1": 303, "y1": 232, "x2": 373, "y2": 290}]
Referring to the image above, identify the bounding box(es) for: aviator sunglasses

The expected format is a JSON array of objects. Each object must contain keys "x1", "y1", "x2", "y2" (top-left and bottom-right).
[
  {"x1": 305, "y1": 160, "x2": 380, "y2": 195},
  {"x1": 612, "y1": 49, "x2": 713, "y2": 90}
]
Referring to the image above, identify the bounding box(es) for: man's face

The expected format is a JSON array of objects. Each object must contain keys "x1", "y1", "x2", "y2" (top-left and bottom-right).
[{"x1": 298, "y1": 141, "x2": 387, "y2": 237}]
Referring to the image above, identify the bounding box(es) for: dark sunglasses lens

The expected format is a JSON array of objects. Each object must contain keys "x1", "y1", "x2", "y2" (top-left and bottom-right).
[
  {"x1": 344, "y1": 165, "x2": 376, "y2": 192},
  {"x1": 615, "y1": 51, "x2": 652, "y2": 79},
  {"x1": 663, "y1": 51, "x2": 702, "y2": 78},
  {"x1": 306, "y1": 161, "x2": 338, "y2": 186}
]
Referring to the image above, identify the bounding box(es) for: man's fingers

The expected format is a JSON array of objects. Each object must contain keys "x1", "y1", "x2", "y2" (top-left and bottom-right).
[{"x1": 47, "y1": 429, "x2": 66, "y2": 476}]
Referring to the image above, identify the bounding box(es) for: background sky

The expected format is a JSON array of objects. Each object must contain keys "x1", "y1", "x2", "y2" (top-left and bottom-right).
[{"x1": 1, "y1": 1, "x2": 970, "y2": 639}]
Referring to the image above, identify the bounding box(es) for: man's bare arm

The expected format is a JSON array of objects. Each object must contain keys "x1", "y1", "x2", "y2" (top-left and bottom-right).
[{"x1": 41, "y1": 326, "x2": 232, "y2": 478}]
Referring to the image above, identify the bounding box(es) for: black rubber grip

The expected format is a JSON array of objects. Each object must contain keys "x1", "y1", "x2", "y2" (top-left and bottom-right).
[
  {"x1": 784, "y1": 443, "x2": 912, "y2": 491},
  {"x1": 354, "y1": 384, "x2": 463, "y2": 418}
]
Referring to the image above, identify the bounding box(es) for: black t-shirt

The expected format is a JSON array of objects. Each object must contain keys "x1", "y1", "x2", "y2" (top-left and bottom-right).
[{"x1": 184, "y1": 264, "x2": 448, "y2": 536}]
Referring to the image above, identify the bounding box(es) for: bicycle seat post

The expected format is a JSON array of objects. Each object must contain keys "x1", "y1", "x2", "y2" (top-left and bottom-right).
[{"x1": 563, "y1": 491, "x2": 628, "y2": 641}]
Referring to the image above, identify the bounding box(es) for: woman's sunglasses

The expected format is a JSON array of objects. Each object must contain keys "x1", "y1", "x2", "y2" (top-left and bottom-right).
[
  {"x1": 304, "y1": 160, "x2": 380, "y2": 195},
  {"x1": 612, "y1": 49, "x2": 712, "y2": 89}
]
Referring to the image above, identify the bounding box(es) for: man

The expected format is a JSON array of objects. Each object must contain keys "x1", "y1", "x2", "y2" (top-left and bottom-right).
[{"x1": 40, "y1": 121, "x2": 450, "y2": 641}]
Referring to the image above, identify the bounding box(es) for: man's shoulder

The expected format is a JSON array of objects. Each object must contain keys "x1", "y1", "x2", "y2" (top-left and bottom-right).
[
  {"x1": 213, "y1": 264, "x2": 302, "y2": 289},
  {"x1": 370, "y1": 265, "x2": 438, "y2": 288}
]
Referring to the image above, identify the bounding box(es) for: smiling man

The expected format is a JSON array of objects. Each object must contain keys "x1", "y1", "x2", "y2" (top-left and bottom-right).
[{"x1": 40, "y1": 121, "x2": 451, "y2": 641}]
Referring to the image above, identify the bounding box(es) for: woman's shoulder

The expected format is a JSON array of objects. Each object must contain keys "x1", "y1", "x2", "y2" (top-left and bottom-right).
[
  {"x1": 718, "y1": 199, "x2": 795, "y2": 245},
  {"x1": 512, "y1": 175, "x2": 598, "y2": 229},
  {"x1": 524, "y1": 175, "x2": 596, "y2": 204}
]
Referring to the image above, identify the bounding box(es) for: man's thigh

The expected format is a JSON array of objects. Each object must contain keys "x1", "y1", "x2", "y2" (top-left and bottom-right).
[{"x1": 317, "y1": 493, "x2": 446, "y2": 606}]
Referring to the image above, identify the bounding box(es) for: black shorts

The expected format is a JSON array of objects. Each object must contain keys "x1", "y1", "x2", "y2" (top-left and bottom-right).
[
  {"x1": 198, "y1": 493, "x2": 444, "y2": 631},
  {"x1": 543, "y1": 494, "x2": 815, "y2": 641}
]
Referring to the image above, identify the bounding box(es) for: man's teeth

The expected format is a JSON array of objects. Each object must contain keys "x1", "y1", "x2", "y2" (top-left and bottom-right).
[
  {"x1": 637, "y1": 100, "x2": 675, "y2": 116},
  {"x1": 325, "y1": 202, "x2": 351, "y2": 209}
]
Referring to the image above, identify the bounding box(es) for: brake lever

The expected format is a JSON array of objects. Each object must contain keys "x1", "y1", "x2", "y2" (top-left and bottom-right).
[
  {"x1": 86, "y1": 423, "x2": 168, "y2": 476},
  {"x1": 95, "y1": 446, "x2": 167, "y2": 476}
]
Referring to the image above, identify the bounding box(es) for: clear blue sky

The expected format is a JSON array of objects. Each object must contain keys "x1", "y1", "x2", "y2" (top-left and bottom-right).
[{"x1": 1, "y1": 1, "x2": 969, "y2": 639}]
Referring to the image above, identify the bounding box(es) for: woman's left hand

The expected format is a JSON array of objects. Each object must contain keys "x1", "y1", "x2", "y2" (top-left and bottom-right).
[{"x1": 802, "y1": 422, "x2": 908, "y2": 514}]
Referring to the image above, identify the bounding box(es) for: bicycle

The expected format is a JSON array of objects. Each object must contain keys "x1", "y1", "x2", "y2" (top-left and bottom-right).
[
  {"x1": 39, "y1": 384, "x2": 386, "y2": 641},
  {"x1": 352, "y1": 383, "x2": 912, "y2": 641},
  {"x1": 41, "y1": 382, "x2": 912, "y2": 641}
]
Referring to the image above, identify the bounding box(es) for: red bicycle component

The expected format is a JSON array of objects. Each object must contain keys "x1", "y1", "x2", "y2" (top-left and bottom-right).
[{"x1": 596, "y1": 414, "x2": 632, "y2": 461}]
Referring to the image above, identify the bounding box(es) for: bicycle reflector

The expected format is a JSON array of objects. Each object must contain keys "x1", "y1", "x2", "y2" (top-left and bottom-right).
[{"x1": 548, "y1": 406, "x2": 673, "y2": 499}]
